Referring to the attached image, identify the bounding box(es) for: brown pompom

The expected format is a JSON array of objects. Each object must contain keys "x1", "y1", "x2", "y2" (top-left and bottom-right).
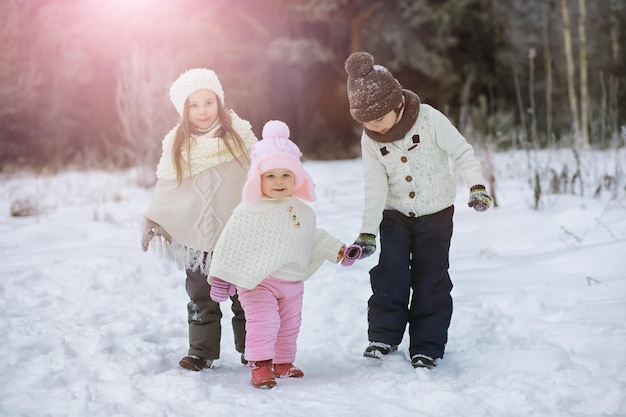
[{"x1": 345, "y1": 52, "x2": 375, "y2": 78}]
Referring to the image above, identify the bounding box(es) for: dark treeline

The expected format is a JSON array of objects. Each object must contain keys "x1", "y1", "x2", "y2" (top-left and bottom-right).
[{"x1": 0, "y1": 0, "x2": 624, "y2": 171}]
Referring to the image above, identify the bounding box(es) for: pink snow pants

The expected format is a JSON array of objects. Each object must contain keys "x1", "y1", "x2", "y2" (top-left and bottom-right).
[{"x1": 237, "y1": 276, "x2": 304, "y2": 364}]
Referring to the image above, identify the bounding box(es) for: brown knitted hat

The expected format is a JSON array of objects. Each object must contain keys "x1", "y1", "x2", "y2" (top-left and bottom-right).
[{"x1": 344, "y1": 52, "x2": 403, "y2": 123}]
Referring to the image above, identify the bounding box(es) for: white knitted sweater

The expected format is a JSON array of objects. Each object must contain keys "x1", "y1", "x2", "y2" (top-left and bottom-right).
[
  {"x1": 143, "y1": 111, "x2": 257, "y2": 273},
  {"x1": 360, "y1": 104, "x2": 486, "y2": 235},
  {"x1": 208, "y1": 197, "x2": 345, "y2": 290}
]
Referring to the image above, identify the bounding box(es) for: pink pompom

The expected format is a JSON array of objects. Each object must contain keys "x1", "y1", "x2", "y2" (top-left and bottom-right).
[{"x1": 262, "y1": 120, "x2": 290, "y2": 140}]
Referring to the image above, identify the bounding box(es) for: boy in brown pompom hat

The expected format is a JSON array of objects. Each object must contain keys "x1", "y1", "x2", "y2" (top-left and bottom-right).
[{"x1": 345, "y1": 51, "x2": 492, "y2": 370}]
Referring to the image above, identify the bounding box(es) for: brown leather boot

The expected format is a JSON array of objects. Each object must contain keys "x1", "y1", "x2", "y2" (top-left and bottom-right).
[
  {"x1": 273, "y1": 363, "x2": 304, "y2": 378},
  {"x1": 248, "y1": 360, "x2": 276, "y2": 389},
  {"x1": 178, "y1": 355, "x2": 212, "y2": 371}
]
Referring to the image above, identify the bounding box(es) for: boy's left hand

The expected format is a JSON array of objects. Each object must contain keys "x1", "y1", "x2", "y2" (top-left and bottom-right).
[{"x1": 468, "y1": 185, "x2": 492, "y2": 212}]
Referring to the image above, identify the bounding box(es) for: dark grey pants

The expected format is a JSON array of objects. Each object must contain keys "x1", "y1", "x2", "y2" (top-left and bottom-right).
[{"x1": 185, "y1": 267, "x2": 246, "y2": 360}]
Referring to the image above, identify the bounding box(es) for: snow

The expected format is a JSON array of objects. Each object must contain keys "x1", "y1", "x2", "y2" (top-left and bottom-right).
[{"x1": 1, "y1": 152, "x2": 625, "y2": 417}]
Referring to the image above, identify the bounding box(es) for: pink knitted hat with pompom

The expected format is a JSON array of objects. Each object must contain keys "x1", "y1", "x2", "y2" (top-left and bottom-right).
[{"x1": 242, "y1": 120, "x2": 316, "y2": 203}]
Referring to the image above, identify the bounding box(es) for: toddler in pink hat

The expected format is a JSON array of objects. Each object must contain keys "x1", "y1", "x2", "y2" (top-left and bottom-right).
[
  {"x1": 208, "y1": 120, "x2": 361, "y2": 389},
  {"x1": 241, "y1": 120, "x2": 316, "y2": 204}
]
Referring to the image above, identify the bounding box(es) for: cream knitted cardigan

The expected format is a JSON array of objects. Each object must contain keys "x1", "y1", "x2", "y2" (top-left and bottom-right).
[
  {"x1": 360, "y1": 104, "x2": 486, "y2": 235},
  {"x1": 208, "y1": 197, "x2": 345, "y2": 290},
  {"x1": 143, "y1": 111, "x2": 257, "y2": 274}
]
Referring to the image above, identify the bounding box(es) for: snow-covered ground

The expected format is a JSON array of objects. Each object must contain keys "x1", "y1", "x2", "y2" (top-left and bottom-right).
[{"x1": 1, "y1": 150, "x2": 625, "y2": 417}]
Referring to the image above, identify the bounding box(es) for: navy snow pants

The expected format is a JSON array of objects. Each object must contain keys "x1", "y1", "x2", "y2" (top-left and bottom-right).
[{"x1": 367, "y1": 207, "x2": 454, "y2": 359}]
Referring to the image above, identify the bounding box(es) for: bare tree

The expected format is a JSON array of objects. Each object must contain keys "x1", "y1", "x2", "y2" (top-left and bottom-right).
[
  {"x1": 350, "y1": 1, "x2": 382, "y2": 53},
  {"x1": 513, "y1": 67, "x2": 528, "y2": 141},
  {"x1": 0, "y1": 5, "x2": 41, "y2": 119},
  {"x1": 0, "y1": 2, "x2": 43, "y2": 165},
  {"x1": 560, "y1": 0, "x2": 581, "y2": 144},
  {"x1": 115, "y1": 44, "x2": 179, "y2": 168},
  {"x1": 608, "y1": 0, "x2": 621, "y2": 144},
  {"x1": 542, "y1": 3, "x2": 553, "y2": 142},
  {"x1": 578, "y1": 0, "x2": 589, "y2": 147},
  {"x1": 528, "y1": 48, "x2": 538, "y2": 144}
]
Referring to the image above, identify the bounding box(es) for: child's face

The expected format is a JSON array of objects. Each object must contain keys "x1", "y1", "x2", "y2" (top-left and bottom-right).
[
  {"x1": 363, "y1": 107, "x2": 399, "y2": 134},
  {"x1": 261, "y1": 169, "x2": 295, "y2": 199},
  {"x1": 187, "y1": 89, "x2": 219, "y2": 130}
]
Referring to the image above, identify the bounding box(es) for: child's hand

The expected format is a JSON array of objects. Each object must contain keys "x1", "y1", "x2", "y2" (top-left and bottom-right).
[
  {"x1": 210, "y1": 278, "x2": 236, "y2": 302},
  {"x1": 341, "y1": 244, "x2": 362, "y2": 267},
  {"x1": 141, "y1": 227, "x2": 155, "y2": 252},
  {"x1": 141, "y1": 219, "x2": 163, "y2": 252},
  {"x1": 337, "y1": 245, "x2": 346, "y2": 263},
  {"x1": 353, "y1": 233, "x2": 376, "y2": 258},
  {"x1": 468, "y1": 185, "x2": 492, "y2": 212}
]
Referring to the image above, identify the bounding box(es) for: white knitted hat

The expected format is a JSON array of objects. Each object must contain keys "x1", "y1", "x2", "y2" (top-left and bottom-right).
[{"x1": 169, "y1": 68, "x2": 225, "y2": 116}]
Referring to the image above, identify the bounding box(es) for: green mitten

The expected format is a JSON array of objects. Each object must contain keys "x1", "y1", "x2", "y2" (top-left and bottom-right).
[{"x1": 353, "y1": 233, "x2": 376, "y2": 259}]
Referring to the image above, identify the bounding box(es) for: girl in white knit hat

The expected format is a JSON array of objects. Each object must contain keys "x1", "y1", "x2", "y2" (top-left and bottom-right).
[
  {"x1": 142, "y1": 68, "x2": 258, "y2": 372},
  {"x1": 208, "y1": 120, "x2": 362, "y2": 389}
]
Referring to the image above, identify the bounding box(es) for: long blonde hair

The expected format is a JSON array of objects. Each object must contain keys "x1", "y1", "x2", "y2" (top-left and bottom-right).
[{"x1": 171, "y1": 98, "x2": 251, "y2": 185}]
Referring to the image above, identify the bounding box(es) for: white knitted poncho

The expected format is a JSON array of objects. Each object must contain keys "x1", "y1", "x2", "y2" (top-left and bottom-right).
[
  {"x1": 208, "y1": 197, "x2": 345, "y2": 290},
  {"x1": 143, "y1": 111, "x2": 257, "y2": 274}
]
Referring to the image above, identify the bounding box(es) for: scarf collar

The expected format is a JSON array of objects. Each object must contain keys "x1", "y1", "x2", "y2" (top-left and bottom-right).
[
  {"x1": 156, "y1": 111, "x2": 256, "y2": 181},
  {"x1": 364, "y1": 90, "x2": 421, "y2": 143}
]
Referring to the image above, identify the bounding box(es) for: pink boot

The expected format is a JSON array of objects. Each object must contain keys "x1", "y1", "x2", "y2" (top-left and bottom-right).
[
  {"x1": 273, "y1": 363, "x2": 304, "y2": 378},
  {"x1": 249, "y1": 360, "x2": 277, "y2": 389}
]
